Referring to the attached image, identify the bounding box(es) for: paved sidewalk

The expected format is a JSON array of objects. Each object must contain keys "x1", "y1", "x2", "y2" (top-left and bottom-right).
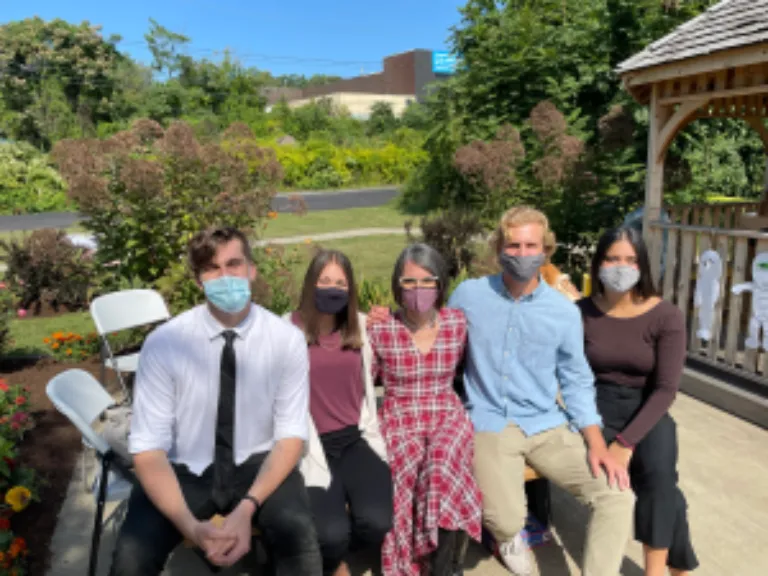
[
  {"x1": 255, "y1": 227, "x2": 412, "y2": 246},
  {"x1": 46, "y1": 393, "x2": 768, "y2": 575}
]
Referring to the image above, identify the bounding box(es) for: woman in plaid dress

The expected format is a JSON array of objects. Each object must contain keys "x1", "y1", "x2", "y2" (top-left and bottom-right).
[{"x1": 368, "y1": 243, "x2": 482, "y2": 576}]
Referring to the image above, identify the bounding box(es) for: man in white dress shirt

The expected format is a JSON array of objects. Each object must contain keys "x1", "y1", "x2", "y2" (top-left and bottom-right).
[{"x1": 109, "y1": 226, "x2": 321, "y2": 575}]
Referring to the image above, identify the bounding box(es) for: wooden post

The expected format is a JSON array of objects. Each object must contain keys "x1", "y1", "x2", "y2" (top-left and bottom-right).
[
  {"x1": 643, "y1": 85, "x2": 669, "y2": 256},
  {"x1": 644, "y1": 85, "x2": 675, "y2": 286}
]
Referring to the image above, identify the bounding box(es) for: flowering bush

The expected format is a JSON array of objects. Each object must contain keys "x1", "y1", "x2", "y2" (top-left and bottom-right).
[
  {"x1": 0, "y1": 230, "x2": 92, "y2": 313},
  {"x1": 0, "y1": 378, "x2": 39, "y2": 576},
  {"x1": 52, "y1": 119, "x2": 283, "y2": 286},
  {"x1": 42, "y1": 331, "x2": 101, "y2": 362}
]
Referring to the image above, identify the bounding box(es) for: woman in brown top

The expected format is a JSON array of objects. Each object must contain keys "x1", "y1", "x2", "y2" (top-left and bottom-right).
[
  {"x1": 288, "y1": 250, "x2": 393, "y2": 576},
  {"x1": 577, "y1": 226, "x2": 698, "y2": 576}
]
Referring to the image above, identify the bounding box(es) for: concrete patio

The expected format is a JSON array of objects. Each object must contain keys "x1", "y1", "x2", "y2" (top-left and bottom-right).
[{"x1": 46, "y1": 391, "x2": 768, "y2": 576}]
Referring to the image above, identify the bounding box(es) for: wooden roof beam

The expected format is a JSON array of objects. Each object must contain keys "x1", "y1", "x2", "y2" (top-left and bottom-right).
[
  {"x1": 622, "y1": 42, "x2": 768, "y2": 93},
  {"x1": 660, "y1": 79, "x2": 768, "y2": 105}
]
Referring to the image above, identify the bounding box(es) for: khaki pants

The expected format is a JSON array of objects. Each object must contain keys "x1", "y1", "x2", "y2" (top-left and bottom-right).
[{"x1": 474, "y1": 423, "x2": 635, "y2": 576}]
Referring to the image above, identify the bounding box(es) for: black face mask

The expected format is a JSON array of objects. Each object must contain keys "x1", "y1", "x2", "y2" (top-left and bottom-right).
[{"x1": 314, "y1": 287, "x2": 349, "y2": 315}]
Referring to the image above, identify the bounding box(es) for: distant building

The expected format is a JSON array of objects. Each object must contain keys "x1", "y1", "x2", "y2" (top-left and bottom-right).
[{"x1": 264, "y1": 49, "x2": 455, "y2": 119}]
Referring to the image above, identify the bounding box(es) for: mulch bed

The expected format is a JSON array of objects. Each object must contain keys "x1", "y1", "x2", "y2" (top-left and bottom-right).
[{"x1": 1, "y1": 356, "x2": 119, "y2": 576}]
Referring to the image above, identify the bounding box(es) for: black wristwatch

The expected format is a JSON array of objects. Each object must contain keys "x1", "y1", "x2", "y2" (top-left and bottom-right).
[{"x1": 242, "y1": 494, "x2": 260, "y2": 512}]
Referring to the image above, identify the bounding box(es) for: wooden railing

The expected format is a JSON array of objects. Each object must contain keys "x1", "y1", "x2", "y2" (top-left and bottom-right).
[
  {"x1": 664, "y1": 201, "x2": 760, "y2": 228},
  {"x1": 647, "y1": 219, "x2": 768, "y2": 380}
]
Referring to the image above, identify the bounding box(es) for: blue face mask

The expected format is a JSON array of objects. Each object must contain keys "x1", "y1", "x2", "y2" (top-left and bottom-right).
[{"x1": 202, "y1": 275, "x2": 252, "y2": 314}]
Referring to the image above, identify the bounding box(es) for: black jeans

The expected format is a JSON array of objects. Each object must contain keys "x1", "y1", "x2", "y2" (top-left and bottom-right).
[
  {"x1": 109, "y1": 452, "x2": 322, "y2": 576},
  {"x1": 597, "y1": 382, "x2": 699, "y2": 571},
  {"x1": 307, "y1": 427, "x2": 393, "y2": 575}
]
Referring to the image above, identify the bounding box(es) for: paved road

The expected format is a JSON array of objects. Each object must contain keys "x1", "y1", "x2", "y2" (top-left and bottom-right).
[{"x1": 0, "y1": 186, "x2": 399, "y2": 232}]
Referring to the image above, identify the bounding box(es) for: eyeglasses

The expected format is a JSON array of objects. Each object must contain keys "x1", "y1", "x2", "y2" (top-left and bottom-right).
[{"x1": 399, "y1": 276, "x2": 439, "y2": 289}]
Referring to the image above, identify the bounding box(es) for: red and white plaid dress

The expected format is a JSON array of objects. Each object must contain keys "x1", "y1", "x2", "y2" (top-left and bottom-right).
[{"x1": 368, "y1": 307, "x2": 483, "y2": 576}]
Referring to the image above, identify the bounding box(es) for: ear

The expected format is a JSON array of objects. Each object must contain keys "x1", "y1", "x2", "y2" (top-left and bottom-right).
[{"x1": 248, "y1": 262, "x2": 257, "y2": 282}]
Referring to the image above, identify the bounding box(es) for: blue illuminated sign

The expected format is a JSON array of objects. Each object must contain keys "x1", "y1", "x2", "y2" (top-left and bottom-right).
[{"x1": 432, "y1": 51, "x2": 457, "y2": 75}]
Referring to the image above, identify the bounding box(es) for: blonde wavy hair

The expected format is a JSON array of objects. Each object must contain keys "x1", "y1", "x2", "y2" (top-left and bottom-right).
[
  {"x1": 491, "y1": 205, "x2": 557, "y2": 260},
  {"x1": 491, "y1": 206, "x2": 581, "y2": 301}
]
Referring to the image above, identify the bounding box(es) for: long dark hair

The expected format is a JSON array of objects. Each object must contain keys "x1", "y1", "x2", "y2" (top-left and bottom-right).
[
  {"x1": 590, "y1": 226, "x2": 657, "y2": 299},
  {"x1": 298, "y1": 249, "x2": 362, "y2": 349}
]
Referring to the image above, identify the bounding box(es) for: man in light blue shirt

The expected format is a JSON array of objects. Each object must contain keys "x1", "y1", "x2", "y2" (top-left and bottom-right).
[{"x1": 448, "y1": 206, "x2": 634, "y2": 576}]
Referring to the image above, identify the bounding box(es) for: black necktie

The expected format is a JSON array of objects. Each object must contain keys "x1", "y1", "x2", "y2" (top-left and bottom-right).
[{"x1": 212, "y1": 330, "x2": 237, "y2": 510}]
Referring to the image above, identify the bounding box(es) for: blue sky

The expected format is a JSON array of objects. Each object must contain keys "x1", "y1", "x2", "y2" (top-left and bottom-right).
[{"x1": 1, "y1": 0, "x2": 466, "y2": 78}]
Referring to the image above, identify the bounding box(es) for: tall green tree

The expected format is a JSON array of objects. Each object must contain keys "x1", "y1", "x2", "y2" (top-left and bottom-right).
[
  {"x1": 144, "y1": 18, "x2": 190, "y2": 80},
  {"x1": 0, "y1": 17, "x2": 124, "y2": 148}
]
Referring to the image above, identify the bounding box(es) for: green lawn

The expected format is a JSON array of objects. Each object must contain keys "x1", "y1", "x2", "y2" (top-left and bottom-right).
[
  {"x1": 262, "y1": 203, "x2": 418, "y2": 239},
  {"x1": 288, "y1": 233, "x2": 407, "y2": 282},
  {"x1": 7, "y1": 311, "x2": 95, "y2": 356},
  {"x1": 5, "y1": 233, "x2": 406, "y2": 356},
  {"x1": 0, "y1": 205, "x2": 416, "y2": 246}
]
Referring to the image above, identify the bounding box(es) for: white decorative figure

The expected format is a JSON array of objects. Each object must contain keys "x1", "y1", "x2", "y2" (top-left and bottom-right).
[
  {"x1": 732, "y1": 252, "x2": 768, "y2": 350},
  {"x1": 694, "y1": 250, "x2": 722, "y2": 341}
]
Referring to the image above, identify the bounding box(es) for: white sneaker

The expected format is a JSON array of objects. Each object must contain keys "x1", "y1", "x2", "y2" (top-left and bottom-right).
[{"x1": 497, "y1": 533, "x2": 533, "y2": 575}]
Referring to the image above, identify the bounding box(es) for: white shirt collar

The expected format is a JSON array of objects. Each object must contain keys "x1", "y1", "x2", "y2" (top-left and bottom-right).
[{"x1": 200, "y1": 303, "x2": 257, "y2": 341}]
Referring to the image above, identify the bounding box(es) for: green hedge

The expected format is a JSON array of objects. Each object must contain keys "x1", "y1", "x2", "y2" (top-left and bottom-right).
[
  {"x1": 0, "y1": 142, "x2": 69, "y2": 215},
  {"x1": 267, "y1": 139, "x2": 428, "y2": 190}
]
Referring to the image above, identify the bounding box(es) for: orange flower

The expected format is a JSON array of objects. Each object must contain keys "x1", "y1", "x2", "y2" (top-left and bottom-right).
[
  {"x1": 52, "y1": 332, "x2": 64, "y2": 340},
  {"x1": 9, "y1": 537, "x2": 25, "y2": 558},
  {"x1": 267, "y1": 211, "x2": 278, "y2": 220},
  {"x1": 66, "y1": 349, "x2": 73, "y2": 356},
  {"x1": 0, "y1": 382, "x2": 7, "y2": 393},
  {"x1": 14, "y1": 397, "x2": 24, "y2": 406},
  {"x1": 43, "y1": 337, "x2": 51, "y2": 344},
  {"x1": 52, "y1": 343, "x2": 60, "y2": 350}
]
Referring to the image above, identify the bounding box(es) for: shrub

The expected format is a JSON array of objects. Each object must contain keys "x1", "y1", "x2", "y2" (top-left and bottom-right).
[
  {"x1": 52, "y1": 119, "x2": 283, "y2": 285},
  {"x1": 155, "y1": 260, "x2": 204, "y2": 316},
  {"x1": 357, "y1": 278, "x2": 395, "y2": 313},
  {"x1": 406, "y1": 210, "x2": 486, "y2": 279},
  {"x1": 0, "y1": 143, "x2": 69, "y2": 215},
  {"x1": 269, "y1": 140, "x2": 427, "y2": 190},
  {"x1": 0, "y1": 229, "x2": 92, "y2": 313},
  {"x1": 252, "y1": 245, "x2": 303, "y2": 316},
  {"x1": 0, "y1": 284, "x2": 11, "y2": 355}
]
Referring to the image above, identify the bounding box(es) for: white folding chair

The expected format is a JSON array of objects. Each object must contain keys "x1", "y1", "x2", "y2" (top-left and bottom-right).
[
  {"x1": 89, "y1": 289, "x2": 171, "y2": 400},
  {"x1": 46, "y1": 369, "x2": 135, "y2": 576}
]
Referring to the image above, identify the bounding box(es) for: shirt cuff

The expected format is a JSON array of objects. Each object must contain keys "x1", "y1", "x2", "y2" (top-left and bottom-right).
[
  {"x1": 128, "y1": 435, "x2": 172, "y2": 455},
  {"x1": 573, "y1": 413, "x2": 603, "y2": 431},
  {"x1": 274, "y1": 424, "x2": 309, "y2": 443}
]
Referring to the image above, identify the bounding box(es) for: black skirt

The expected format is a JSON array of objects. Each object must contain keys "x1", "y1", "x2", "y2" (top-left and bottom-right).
[{"x1": 597, "y1": 381, "x2": 699, "y2": 571}]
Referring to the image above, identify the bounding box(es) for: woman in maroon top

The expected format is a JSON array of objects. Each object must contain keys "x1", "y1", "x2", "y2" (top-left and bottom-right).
[
  {"x1": 577, "y1": 227, "x2": 698, "y2": 576},
  {"x1": 289, "y1": 250, "x2": 393, "y2": 576},
  {"x1": 368, "y1": 243, "x2": 482, "y2": 576}
]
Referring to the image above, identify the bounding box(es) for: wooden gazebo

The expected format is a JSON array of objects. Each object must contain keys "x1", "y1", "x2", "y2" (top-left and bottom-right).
[{"x1": 617, "y1": 0, "x2": 768, "y2": 379}]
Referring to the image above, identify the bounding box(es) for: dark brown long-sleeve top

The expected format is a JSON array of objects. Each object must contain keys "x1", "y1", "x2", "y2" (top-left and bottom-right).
[{"x1": 576, "y1": 297, "x2": 686, "y2": 446}]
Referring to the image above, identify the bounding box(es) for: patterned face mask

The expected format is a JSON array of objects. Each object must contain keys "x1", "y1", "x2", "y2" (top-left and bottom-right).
[
  {"x1": 599, "y1": 265, "x2": 640, "y2": 294},
  {"x1": 498, "y1": 253, "x2": 545, "y2": 283}
]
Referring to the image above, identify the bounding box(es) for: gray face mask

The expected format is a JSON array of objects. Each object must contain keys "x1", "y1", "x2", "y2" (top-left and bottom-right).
[
  {"x1": 498, "y1": 253, "x2": 546, "y2": 283},
  {"x1": 599, "y1": 265, "x2": 640, "y2": 293}
]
